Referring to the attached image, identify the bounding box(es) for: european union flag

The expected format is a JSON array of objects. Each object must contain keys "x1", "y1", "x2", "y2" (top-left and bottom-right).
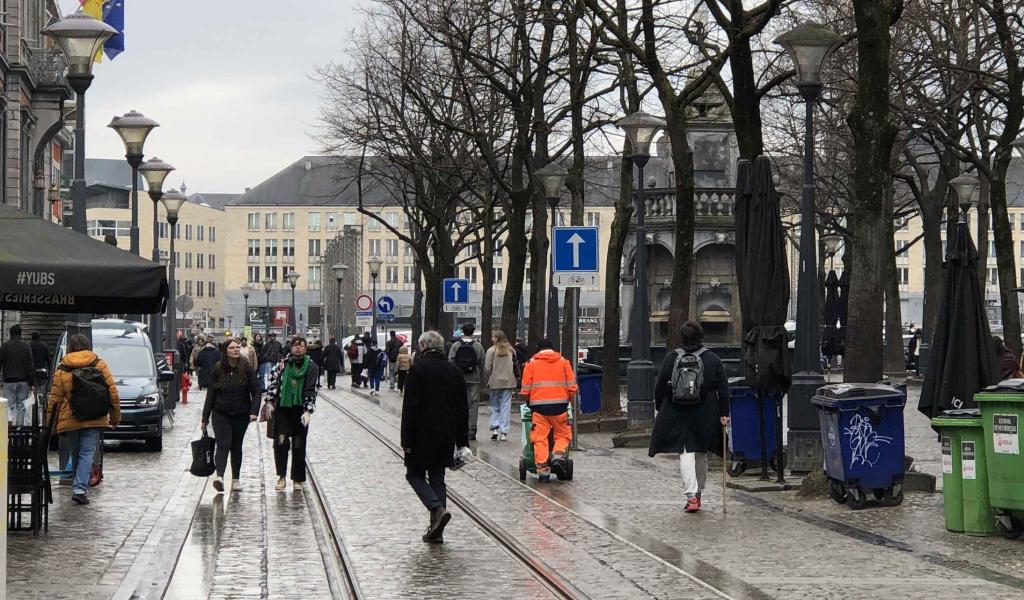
[{"x1": 103, "y1": 0, "x2": 124, "y2": 60}]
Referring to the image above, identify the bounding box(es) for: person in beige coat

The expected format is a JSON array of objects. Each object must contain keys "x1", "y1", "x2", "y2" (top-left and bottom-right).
[
  {"x1": 238, "y1": 337, "x2": 258, "y2": 368},
  {"x1": 483, "y1": 330, "x2": 518, "y2": 441},
  {"x1": 47, "y1": 334, "x2": 120, "y2": 505}
]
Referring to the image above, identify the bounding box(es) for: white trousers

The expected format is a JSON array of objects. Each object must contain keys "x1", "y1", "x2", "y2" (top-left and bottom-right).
[{"x1": 679, "y1": 451, "x2": 707, "y2": 498}]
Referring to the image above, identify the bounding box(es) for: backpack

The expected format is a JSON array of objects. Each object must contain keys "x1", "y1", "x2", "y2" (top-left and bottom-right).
[
  {"x1": 453, "y1": 342, "x2": 478, "y2": 374},
  {"x1": 377, "y1": 351, "x2": 388, "y2": 370},
  {"x1": 670, "y1": 348, "x2": 707, "y2": 405},
  {"x1": 61, "y1": 359, "x2": 112, "y2": 420},
  {"x1": 347, "y1": 344, "x2": 358, "y2": 360}
]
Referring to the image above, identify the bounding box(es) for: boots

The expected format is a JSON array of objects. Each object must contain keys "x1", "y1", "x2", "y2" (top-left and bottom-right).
[{"x1": 422, "y1": 507, "x2": 451, "y2": 543}]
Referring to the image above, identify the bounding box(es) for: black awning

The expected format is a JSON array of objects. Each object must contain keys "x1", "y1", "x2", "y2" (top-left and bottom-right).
[{"x1": 0, "y1": 205, "x2": 168, "y2": 314}]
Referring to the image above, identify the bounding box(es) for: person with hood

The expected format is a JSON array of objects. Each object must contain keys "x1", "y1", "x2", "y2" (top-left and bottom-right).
[
  {"x1": 194, "y1": 338, "x2": 222, "y2": 390},
  {"x1": 176, "y1": 330, "x2": 193, "y2": 375},
  {"x1": 252, "y1": 332, "x2": 265, "y2": 364},
  {"x1": 308, "y1": 339, "x2": 325, "y2": 386},
  {"x1": 396, "y1": 345, "x2": 412, "y2": 392},
  {"x1": 519, "y1": 339, "x2": 576, "y2": 481},
  {"x1": 189, "y1": 335, "x2": 206, "y2": 375},
  {"x1": 448, "y1": 324, "x2": 485, "y2": 440},
  {"x1": 201, "y1": 339, "x2": 261, "y2": 493},
  {"x1": 401, "y1": 330, "x2": 469, "y2": 543},
  {"x1": 323, "y1": 337, "x2": 344, "y2": 389},
  {"x1": 264, "y1": 336, "x2": 320, "y2": 491},
  {"x1": 347, "y1": 335, "x2": 366, "y2": 388},
  {"x1": 513, "y1": 338, "x2": 530, "y2": 384},
  {"x1": 648, "y1": 322, "x2": 729, "y2": 513},
  {"x1": 484, "y1": 330, "x2": 517, "y2": 441},
  {"x1": 364, "y1": 341, "x2": 385, "y2": 395},
  {"x1": 0, "y1": 324, "x2": 35, "y2": 427},
  {"x1": 238, "y1": 336, "x2": 258, "y2": 368},
  {"x1": 385, "y1": 331, "x2": 403, "y2": 390},
  {"x1": 47, "y1": 334, "x2": 120, "y2": 505},
  {"x1": 993, "y1": 336, "x2": 1023, "y2": 380}
]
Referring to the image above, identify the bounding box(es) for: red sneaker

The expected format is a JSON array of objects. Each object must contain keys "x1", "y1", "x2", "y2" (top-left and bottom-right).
[{"x1": 685, "y1": 496, "x2": 701, "y2": 513}]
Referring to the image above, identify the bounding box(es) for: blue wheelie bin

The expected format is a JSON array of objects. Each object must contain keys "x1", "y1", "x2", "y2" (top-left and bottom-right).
[
  {"x1": 576, "y1": 363, "x2": 602, "y2": 414},
  {"x1": 811, "y1": 383, "x2": 907, "y2": 509},
  {"x1": 727, "y1": 378, "x2": 780, "y2": 476}
]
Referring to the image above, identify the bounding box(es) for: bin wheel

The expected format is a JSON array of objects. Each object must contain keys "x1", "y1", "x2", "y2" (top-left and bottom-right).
[
  {"x1": 828, "y1": 480, "x2": 848, "y2": 504},
  {"x1": 846, "y1": 487, "x2": 868, "y2": 510},
  {"x1": 881, "y1": 486, "x2": 904, "y2": 507},
  {"x1": 518, "y1": 459, "x2": 527, "y2": 481},
  {"x1": 562, "y1": 459, "x2": 574, "y2": 481},
  {"x1": 728, "y1": 459, "x2": 747, "y2": 477},
  {"x1": 872, "y1": 489, "x2": 885, "y2": 501},
  {"x1": 1003, "y1": 516, "x2": 1023, "y2": 540}
]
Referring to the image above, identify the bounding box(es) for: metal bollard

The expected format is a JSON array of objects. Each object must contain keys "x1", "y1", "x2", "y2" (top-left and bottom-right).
[{"x1": 570, "y1": 395, "x2": 579, "y2": 451}]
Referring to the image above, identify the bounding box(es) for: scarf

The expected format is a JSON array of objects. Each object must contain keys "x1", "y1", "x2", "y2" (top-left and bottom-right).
[{"x1": 280, "y1": 355, "x2": 310, "y2": 408}]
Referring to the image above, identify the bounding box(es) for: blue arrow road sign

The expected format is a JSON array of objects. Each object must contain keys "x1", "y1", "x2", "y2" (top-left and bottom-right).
[
  {"x1": 552, "y1": 226, "x2": 599, "y2": 273},
  {"x1": 443, "y1": 278, "x2": 469, "y2": 304},
  {"x1": 377, "y1": 295, "x2": 396, "y2": 314}
]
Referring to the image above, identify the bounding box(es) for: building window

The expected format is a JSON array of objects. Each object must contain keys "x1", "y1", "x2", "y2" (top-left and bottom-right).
[
  {"x1": 210, "y1": 226, "x2": 216, "y2": 242},
  {"x1": 369, "y1": 239, "x2": 381, "y2": 256},
  {"x1": 197, "y1": 281, "x2": 204, "y2": 297},
  {"x1": 265, "y1": 212, "x2": 277, "y2": 231},
  {"x1": 308, "y1": 239, "x2": 321, "y2": 257},
  {"x1": 308, "y1": 212, "x2": 321, "y2": 232},
  {"x1": 197, "y1": 254, "x2": 204, "y2": 269},
  {"x1": 308, "y1": 265, "x2": 321, "y2": 289},
  {"x1": 185, "y1": 281, "x2": 193, "y2": 296},
  {"x1": 586, "y1": 212, "x2": 600, "y2": 228},
  {"x1": 384, "y1": 266, "x2": 398, "y2": 284},
  {"x1": 989, "y1": 268, "x2": 999, "y2": 286},
  {"x1": 248, "y1": 266, "x2": 259, "y2": 283},
  {"x1": 248, "y1": 239, "x2": 260, "y2": 258},
  {"x1": 174, "y1": 252, "x2": 180, "y2": 266},
  {"x1": 897, "y1": 268, "x2": 908, "y2": 285},
  {"x1": 494, "y1": 239, "x2": 503, "y2": 256},
  {"x1": 368, "y1": 218, "x2": 381, "y2": 232},
  {"x1": 404, "y1": 266, "x2": 415, "y2": 283},
  {"x1": 464, "y1": 266, "x2": 477, "y2": 283},
  {"x1": 174, "y1": 223, "x2": 181, "y2": 238},
  {"x1": 405, "y1": 244, "x2": 414, "y2": 259},
  {"x1": 990, "y1": 241, "x2": 996, "y2": 257},
  {"x1": 386, "y1": 239, "x2": 399, "y2": 258},
  {"x1": 1009, "y1": 214, "x2": 1015, "y2": 229},
  {"x1": 209, "y1": 254, "x2": 216, "y2": 270},
  {"x1": 493, "y1": 267, "x2": 503, "y2": 284},
  {"x1": 87, "y1": 220, "x2": 130, "y2": 237},
  {"x1": 158, "y1": 222, "x2": 169, "y2": 239},
  {"x1": 197, "y1": 225, "x2": 205, "y2": 241},
  {"x1": 185, "y1": 224, "x2": 193, "y2": 240},
  {"x1": 283, "y1": 239, "x2": 295, "y2": 258},
  {"x1": 326, "y1": 212, "x2": 338, "y2": 231},
  {"x1": 385, "y1": 212, "x2": 398, "y2": 229},
  {"x1": 209, "y1": 282, "x2": 216, "y2": 298},
  {"x1": 344, "y1": 212, "x2": 357, "y2": 226},
  {"x1": 265, "y1": 239, "x2": 278, "y2": 257},
  {"x1": 265, "y1": 266, "x2": 278, "y2": 282},
  {"x1": 283, "y1": 212, "x2": 295, "y2": 231},
  {"x1": 185, "y1": 253, "x2": 193, "y2": 269}
]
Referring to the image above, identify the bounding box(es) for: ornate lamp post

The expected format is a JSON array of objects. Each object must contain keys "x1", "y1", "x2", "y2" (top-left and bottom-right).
[
  {"x1": 332, "y1": 263, "x2": 349, "y2": 341},
  {"x1": 774, "y1": 23, "x2": 843, "y2": 471},
  {"x1": 535, "y1": 161, "x2": 568, "y2": 350},
  {"x1": 262, "y1": 278, "x2": 275, "y2": 338},
  {"x1": 367, "y1": 257, "x2": 382, "y2": 339},
  {"x1": 951, "y1": 175, "x2": 980, "y2": 221},
  {"x1": 108, "y1": 110, "x2": 159, "y2": 256},
  {"x1": 137, "y1": 157, "x2": 174, "y2": 350},
  {"x1": 241, "y1": 284, "x2": 254, "y2": 332},
  {"x1": 285, "y1": 269, "x2": 301, "y2": 337},
  {"x1": 160, "y1": 190, "x2": 186, "y2": 348},
  {"x1": 616, "y1": 110, "x2": 666, "y2": 429}
]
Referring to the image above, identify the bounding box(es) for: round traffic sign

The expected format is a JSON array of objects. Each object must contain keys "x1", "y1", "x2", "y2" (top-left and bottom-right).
[
  {"x1": 377, "y1": 295, "x2": 395, "y2": 314},
  {"x1": 355, "y1": 294, "x2": 373, "y2": 311}
]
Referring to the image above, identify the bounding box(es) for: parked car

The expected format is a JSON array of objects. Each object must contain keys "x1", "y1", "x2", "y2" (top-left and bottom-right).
[{"x1": 54, "y1": 320, "x2": 173, "y2": 451}]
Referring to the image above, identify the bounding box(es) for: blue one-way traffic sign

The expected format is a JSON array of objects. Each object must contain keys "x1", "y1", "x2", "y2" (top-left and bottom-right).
[
  {"x1": 443, "y1": 278, "x2": 469, "y2": 312},
  {"x1": 553, "y1": 226, "x2": 599, "y2": 273}
]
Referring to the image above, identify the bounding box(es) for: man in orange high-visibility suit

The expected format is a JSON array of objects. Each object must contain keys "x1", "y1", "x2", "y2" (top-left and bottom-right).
[{"x1": 520, "y1": 339, "x2": 577, "y2": 482}]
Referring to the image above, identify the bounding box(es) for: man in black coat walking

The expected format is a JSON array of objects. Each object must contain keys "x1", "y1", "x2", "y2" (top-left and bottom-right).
[
  {"x1": 648, "y1": 322, "x2": 729, "y2": 513},
  {"x1": 322, "y1": 337, "x2": 343, "y2": 389},
  {"x1": 401, "y1": 330, "x2": 468, "y2": 543}
]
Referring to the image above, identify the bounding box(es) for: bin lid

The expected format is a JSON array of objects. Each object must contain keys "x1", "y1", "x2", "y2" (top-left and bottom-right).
[
  {"x1": 932, "y1": 408, "x2": 983, "y2": 429},
  {"x1": 942, "y1": 408, "x2": 981, "y2": 418},
  {"x1": 979, "y1": 379, "x2": 1024, "y2": 395},
  {"x1": 577, "y1": 362, "x2": 603, "y2": 375},
  {"x1": 728, "y1": 377, "x2": 747, "y2": 387},
  {"x1": 811, "y1": 383, "x2": 906, "y2": 408}
]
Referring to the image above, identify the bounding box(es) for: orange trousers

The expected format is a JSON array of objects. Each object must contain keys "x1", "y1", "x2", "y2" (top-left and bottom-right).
[{"x1": 531, "y1": 411, "x2": 571, "y2": 468}]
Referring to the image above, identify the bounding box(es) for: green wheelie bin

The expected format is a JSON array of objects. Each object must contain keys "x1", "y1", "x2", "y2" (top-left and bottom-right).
[
  {"x1": 931, "y1": 415, "x2": 966, "y2": 533},
  {"x1": 974, "y1": 383, "x2": 1024, "y2": 539},
  {"x1": 933, "y1": 410, "x2": 999, "y2": 536}
]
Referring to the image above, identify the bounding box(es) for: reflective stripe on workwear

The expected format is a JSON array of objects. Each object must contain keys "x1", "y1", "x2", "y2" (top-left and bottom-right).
[{"x1": 520, "y1": 350, "x2": 578, "y2": 406}]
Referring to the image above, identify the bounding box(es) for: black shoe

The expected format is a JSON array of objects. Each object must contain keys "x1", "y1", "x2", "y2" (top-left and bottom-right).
[
  {"x1": 490, "y1": 429, "x2": 498, "y2": 440},
  {"x1": 550, "y1": 454, "x2": 567, "y2": 479},
  {"x1": 423, "y1": 508, "x2": 450, "y2": 543},
  {"x1": 71, "y1": 493, "x2": 89, "y2": 505}
]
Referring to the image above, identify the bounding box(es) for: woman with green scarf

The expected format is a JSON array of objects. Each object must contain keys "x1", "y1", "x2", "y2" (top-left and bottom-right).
[{"x1": 265, "y1": 336, "x2": 320, "y2": 491}]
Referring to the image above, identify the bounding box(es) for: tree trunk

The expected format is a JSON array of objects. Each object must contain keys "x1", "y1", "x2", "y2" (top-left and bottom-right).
[
  {"x1": 667, "y1": 130, "x2": 695, "y2": 349},
  {"x1": 976, "y1": 177, "x2": 990, "y2": 287},
  {"x1": 500, "y1": 190, "x2": 530, "y2": 338},
  {"x1": 844, "y1": 0, "x2": 900, "y2": 382},
  {"x1": 726, "y1": 30, "x2": 765, "y2": 159},
  {"x1": 480, "y1": 197, "x2": 495, "y2": 351},
  {"x1": 991, "y1": 152, "x2": 1022, "y2": 354},
  {"x1": 600, "y1": 152, "x2": 635, "y2": 414},
  {"x1": 528, "y1": 194, "x2": 549, "y2": 349},
  {"x1": 883, "y1": 182, "x2": 905, "y2": 374},
  {"x1": 412, "y1": 260, "x2": 423, "y2": 346}
]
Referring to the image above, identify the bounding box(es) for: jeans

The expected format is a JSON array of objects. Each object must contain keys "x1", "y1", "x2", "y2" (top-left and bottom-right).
[
  {"x1": 679, "y1": 450, "x2": 708, "y2": 498},
  {"x1": 273, "y1": 406, "x2": 308, "y2": 482},
  {"x1": 405, "y1": 464, "x2": 446, "y2": 511},
  {"x1": 387, "y1": 361, "x2": 398, "y2": 389},
  {"x1": 326, "y1": 370, "x2": 339, "y2": 389},
  {"x1": 465, "y1": 381, "x2": 480, "y2": 437},
  {"x1": 65, "y1": 427, "x2": 101, "y2": 495},
  {"x1": 351, "y1": 364, "x2": 363, "y2": 387},
  {"x1": 211, "y1": 412, "x2": 251, "y2": 478},
  {"x1": 4, "y1": 381, "x2": 31, "y2": 427},
  {"x1": 488, "y1": 388, "x2": 513, "y2": 434},
  {"x1": 258, "y1": 362, "x2": 272, "y2": 392},
  {"x1": 369, "y1": 374, "x2": 381, "y2": 392}
]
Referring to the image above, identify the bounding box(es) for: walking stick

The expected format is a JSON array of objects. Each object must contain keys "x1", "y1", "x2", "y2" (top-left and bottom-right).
[{"x1": 722, "y1": 422, "x2": 728, "y2": 515}]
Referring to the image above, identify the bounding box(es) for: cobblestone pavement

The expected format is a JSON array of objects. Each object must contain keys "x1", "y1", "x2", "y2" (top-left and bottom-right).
[{"x1": 335, "y1": 383, "x2": 1024, "y2": 599}]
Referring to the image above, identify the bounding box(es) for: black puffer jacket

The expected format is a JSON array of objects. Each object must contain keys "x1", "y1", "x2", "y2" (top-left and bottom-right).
[
  {"x1": 401, "y1": 349, "x2": 468, "y2": 467},
  {"x1": 648, "y1": 344, "x2": 730, "y2": 455},
  {"x1": 202, "y1": 360, "x2": 261, "y2": 421},
  {"x1": 194, "y1": 344, "x2": 222, "y2": 388}
]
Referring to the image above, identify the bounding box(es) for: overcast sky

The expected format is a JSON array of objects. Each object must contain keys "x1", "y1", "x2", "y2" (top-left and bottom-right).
[{"x1": 58, "y1": 0, "x2": 360, "y2": 194}]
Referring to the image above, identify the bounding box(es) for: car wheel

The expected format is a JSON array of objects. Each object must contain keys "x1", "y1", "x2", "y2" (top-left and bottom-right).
[{"x1": 145, "y1": 435, "x2": 163, "y2": 452}]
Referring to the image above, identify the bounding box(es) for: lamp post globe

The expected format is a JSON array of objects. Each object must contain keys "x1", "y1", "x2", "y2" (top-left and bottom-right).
[
  {"x1": 616, "y1": 110, "x2": 665, "y2": 429},
  {"x1": 139, "y1": 157, "x2": 175, "y2": 201},
  {"x1": 773, "y1": 23, "x2": 844, "y2": 89},
  {"x1": 109, "y1": 110, "x2": 160, "y2": 258},
  {"x1": 367, "y1": 257, "x2": 382, "y2": 339},
  {"x1": 42, "y1": 12, "x2": 118, "y2": 89},
  {"x1": 950, "y1": 174, "x2": 980, "y2": 216},
  {"x1": 535, "y1": 161, "x2": 568, "y2": 350},
  {"x1": 160, "y1": 189, "x2": 186, "y2": 350},
  {"x1": 241, "y1": 284, "x2": 254, "y2": 329},
  {"x1": 285, "y1": 270, "x2": 300, "y2": 337}
]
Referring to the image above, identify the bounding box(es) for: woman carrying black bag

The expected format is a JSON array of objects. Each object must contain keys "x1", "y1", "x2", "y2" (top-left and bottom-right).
[{"x1": 201, "y1": 339, "x2": 261, "y2": 494}]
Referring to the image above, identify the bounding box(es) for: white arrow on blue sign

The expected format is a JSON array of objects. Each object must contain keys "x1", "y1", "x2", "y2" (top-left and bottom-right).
[
  {"x1": 443, "y1": 278, "x2": 469, "y2": 304},
  {"x1": 377, "y1": 295, "x2": 396, "y2": 314},
  {"x1": 552, "y1": 226, "x2": 599, "y2": 273}
]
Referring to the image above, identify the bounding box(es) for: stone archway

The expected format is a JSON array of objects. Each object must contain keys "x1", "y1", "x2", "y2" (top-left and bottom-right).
[{"x1": 692, "y1": 242, "x2": 739, "y2": 344}]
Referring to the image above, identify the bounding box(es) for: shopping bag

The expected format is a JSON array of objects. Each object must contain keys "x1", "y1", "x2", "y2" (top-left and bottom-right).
[{"x1": 189, "y1": 430, "x2": 216, "y2": 477}]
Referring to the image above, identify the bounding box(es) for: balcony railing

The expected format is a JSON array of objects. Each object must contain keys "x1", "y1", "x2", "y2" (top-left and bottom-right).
[
  {"x1": 637, "y1": 188, "x2": 736, "y2": 222},
  {"x1": 27, "y1": 46, "x2": 68, "y2": 89}
]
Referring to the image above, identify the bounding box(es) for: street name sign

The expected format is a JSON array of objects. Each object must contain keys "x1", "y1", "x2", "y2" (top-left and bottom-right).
[
  {"x1": 355, "y1": 310, "x2": 373, "y2": 327},
  {"x1": 443, "y1": 278, "x2": 469, "y2": 312},
  {"x1": 379, "y1": 313, "x2": 397, "y2": 323},
  {"x1": 552, "y1": 226, "x2": 600, "y2": 288}
]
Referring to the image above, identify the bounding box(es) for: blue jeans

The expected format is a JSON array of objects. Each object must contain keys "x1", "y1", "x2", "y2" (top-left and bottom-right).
[
  {"x1": 65, "y1": 428, "x2": 101, "y2": 495},
  {"x1": 369, "y1": 374, "x2": 381, "y2": 392},
  {"x1": 4, "y1": 381, "x2": 31, "y2": 427},
  {"x1": 488, "y1": 388, "x2": 513, "y2": 434},
  {"x1": 258, "y1": 362, "x2": 272, "y2": 391}
]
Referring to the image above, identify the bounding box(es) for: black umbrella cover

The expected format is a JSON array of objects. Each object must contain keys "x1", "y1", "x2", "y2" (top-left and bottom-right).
[
  {"x1": 918, "y1": 220, "x2": 999, "y2": 417},
  {"x1": 821, "y1": 270, "x2": 841, "y2": 357}
]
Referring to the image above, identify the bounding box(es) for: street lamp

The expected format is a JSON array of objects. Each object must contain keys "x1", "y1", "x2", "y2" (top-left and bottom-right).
[
  {"x1": 367, "y1": 256, "x2": 382, "y2": 339},
  {"x1": 286, "y1": 269, "x2": 301, "y2": 337},
  {"x1": 536, "y1": 161, "x2": 568, "y2": 350},
  {"x1": 616, "y1": 110, "x2": 666, "y2": 428},
  {"x1": 241, "y1": 284, "x2": 254, "y2": 331},
  {"x1": 42, "y1": 13, "x2": 118, "y2": 235},
  {"x1": 332, "y1": 263, "x2": 349, "y2": 341},
  {"x1": 138, "y1": 157, "x2": 175, "y2": 349},
  {"x1": 823, "y1": 235, "x2": 843, "y2": 269},
  {"x1": 775, "y1": 23, "x2": 843, "y2": 471},
  {"x1": 950, "y1": 174, "x2": 980, "y2": 220},
  {"x1": 108, "y1": 110, "x2": 159, "y2": 256},
  {"x1": 160, "y1": 189, "x2": 186, "y2": 349},
  {"x1": 262, "y1": 277, "x2": 275, "y2": 338}
]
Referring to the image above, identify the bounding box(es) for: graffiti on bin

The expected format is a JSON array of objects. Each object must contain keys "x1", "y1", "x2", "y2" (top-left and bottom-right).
[{"x1": 845, "y1": 414, "x2": 893, "y2": 467}]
